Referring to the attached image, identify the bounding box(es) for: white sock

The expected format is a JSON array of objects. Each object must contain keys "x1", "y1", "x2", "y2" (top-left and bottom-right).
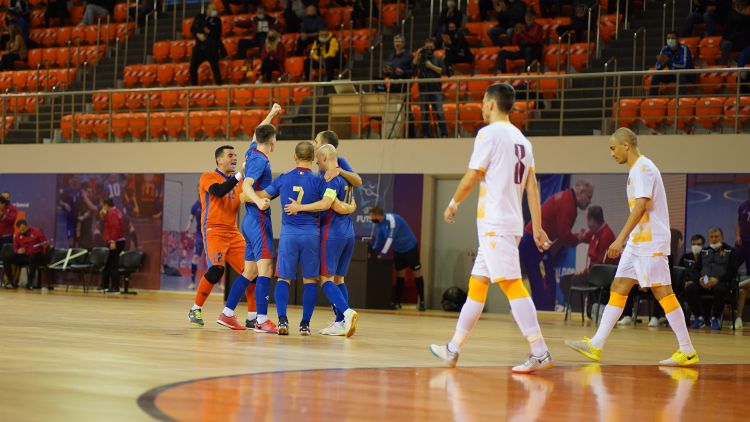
[
  {"x1": 665, "y1": 309, "x2": 695, "y2": 354},
  {"x1": 247, "y1": 312, "x2": 257, "y2": 321},
  {"x1": 257, "y1": 314, "x2": 268, "y2": 324},
  {"x1": 590, "y1": 305, "x2": 624, "y2": 349},
  {"x1": 222, "y1": 307, "x2": 234, "y2": 317},
  {"x1": 191, "y1": 304, "x2": 201, "y2": 311},
  {"x1": 448, "y1": 298, "x2": 484, "y2": 353},
  {"x1": 509, "y1": 297, "x2": 548, "y2": 356}
]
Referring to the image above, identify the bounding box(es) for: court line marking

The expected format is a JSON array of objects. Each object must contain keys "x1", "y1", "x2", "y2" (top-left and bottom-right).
[
  {"x1": 724, "y1": 189, "x2": 748, "y2": 203},
  {"x1": 686, "y1": 189, "x2": 712, "y2": 205}
]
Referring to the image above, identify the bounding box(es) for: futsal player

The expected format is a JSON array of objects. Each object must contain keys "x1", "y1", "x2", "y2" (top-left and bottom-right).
[
  {"x1": 188, "y1": 145, "x2": 256, "y2": 327},
  {"x1": 185, "y1": 195, "x2": 203, "y2": 289},
  {"x1": 566, "y1": 127, "x2": 699, "y2": 366},
  {"x1": 429, "y1": 83, "x2": 555, "y2": 373},
  {"x1": 285, "y1": 144, "x2": 359, "y2": 336}
]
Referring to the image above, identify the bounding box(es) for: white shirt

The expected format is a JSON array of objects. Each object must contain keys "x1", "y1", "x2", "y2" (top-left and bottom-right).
[
  {"x1": 626, "y1": 155, "x2": 671, "y2": 256},
  {"x1": 468, "y1": 122, "x2": 534, "y2": 237}
]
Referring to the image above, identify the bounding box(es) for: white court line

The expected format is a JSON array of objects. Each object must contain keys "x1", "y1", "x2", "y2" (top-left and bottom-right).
[{"x1": 687, "y1": 189, "x2": 712, "y2": 205}]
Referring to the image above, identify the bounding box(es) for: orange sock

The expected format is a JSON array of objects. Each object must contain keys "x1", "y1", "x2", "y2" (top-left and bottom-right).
[
  {"x1": 245, "y1": 283, "x2": 257, "y2": 312},
  {"x1": 194, "y1": 277, "x2": 214, "y2": 307}
]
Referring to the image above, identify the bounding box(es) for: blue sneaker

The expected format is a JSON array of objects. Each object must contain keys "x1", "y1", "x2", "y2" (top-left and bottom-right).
[
  {"x1": 710, "y1": 317, "x2": 721, "y2": 330},
  {"x1": 690, "y1": 317, "x2": 705, "y2": 329}
]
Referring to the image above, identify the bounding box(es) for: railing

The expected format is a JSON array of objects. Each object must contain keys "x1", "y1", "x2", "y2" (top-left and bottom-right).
[{"x1": 0, "y1": 68, "x2": 747, "y2": 144}]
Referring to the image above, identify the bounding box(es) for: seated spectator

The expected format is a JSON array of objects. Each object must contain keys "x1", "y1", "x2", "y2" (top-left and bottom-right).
[
  {"x1": 260, "y1": 30, "x2": 286, "y2": 82},
  {"x1": 189, "y1": 3, "x2": 224, "y2": 86},
  {"x1": 488, "y1": 0, "x2": 527, "y2": 46},
  {"x1": 236, "y1": 5, "x2": 280, "y2": 59},
  {"x1": 7, "y1": 0, "x2": 29, "y2": 42},
  {"x1": 555, "y1": 3, "x2": 590, "y2": 43},
  {"x1": 3, "y1": 219, "x2": 48, "y2": 289},
  {"x1": 44, "y1": 0, "x2": 71, "y2": 27},
  {"x1": 496, "y1": 11, "x2": 543, "y2": 73},
  {"x1": 283, "y1": 0, "x2": 309, "y2": 33},
  {"x1": 442, "y1": 22, "x2": 474, "y2": 74},
  {"x1": 436, "y1": 0, "x2": 464, "y2": 46},
  {"x1": 684, "y1": 228, "x2": 737, "y2": 330},
  {"x1": 352, "y1": 0, "x2": 380, "y2": 29},
  {"x1": 649, "y1": 32, "x2": 695, "y2": 96},
  {"x1": 383, "y1": 34, "x2": 414, "y2": 93},
  {"x1": 720, "y1": 0, "x2": 750, "y2": 65},
  {"x1": 295, "y1": 5, "x2": 325, "y2": 56},
  {"x1": 413, "y1": 38, "x2": 448, "y2": 138},
  {"x1": 681, "y1": 234, "x2": 706, "y2": 284},
  {"x1": 305, "y1": 30, "x2": 340, "y2": 81},
  {"x1": 0, "y1": 24, "x2": 26, "y2": 71},
  {"x1": 681, "y1": 0, "x2": 724, "y2": 36},
  {"x1": 80, "y1": 0, "x2": 116, "y2": 26},
  {"x1": 0, "y1": 194, "x2": 17, "y2": 246}
]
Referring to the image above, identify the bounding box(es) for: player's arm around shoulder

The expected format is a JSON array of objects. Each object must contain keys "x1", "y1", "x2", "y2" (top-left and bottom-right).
[{"x1": 284, "y1": 180, "x2": 335, "y2": 215}]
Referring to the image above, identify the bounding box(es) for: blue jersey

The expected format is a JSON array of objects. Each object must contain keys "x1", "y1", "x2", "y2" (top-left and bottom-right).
[
  {"x1": 372, "y1": 213, "x2": 418, "y2": 254},
  {"x1": 104, "y1": 177, "x2": 125, "y2": 210},
  {"x1": 321, "y1": 176, "x2": 355, "y2": 240},
  {"x1": 244, "y1": 147, "x2": 273, "y2": 217},
  {"x1": 265, "y1": 167, "x2": 329, "y2": 236},
  {"x1": 190, "y1": 199, "x2": 201, "y2": 235}
]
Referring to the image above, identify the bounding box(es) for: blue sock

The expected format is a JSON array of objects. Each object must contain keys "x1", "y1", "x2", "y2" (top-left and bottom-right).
[
  {"x1": 255, "y1": 276, "x2": 271, "y2": 315},
  {"x1": 302, "y1": 283, "x2": 318, "y2": 323},
  {"x1": 274, "y1": 280, "x2": 289, "y2": 318},
  {"x1": 225, "y1": 275, "x2": 251, "y2": 311},
  {"x1": 190, "y1": 263, "x2": 197, "y2": 282},
  {"x1": 323, "y1": 281, "x2": 349, "y2": 322},
  {"x1": 337, "y1": 283, "x2": 349, "y2": 303}
]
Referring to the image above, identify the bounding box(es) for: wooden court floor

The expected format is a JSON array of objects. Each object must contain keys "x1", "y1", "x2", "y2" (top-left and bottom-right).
[{"x1": 2, "y1": 289, "x2": 749, "y2": 422}]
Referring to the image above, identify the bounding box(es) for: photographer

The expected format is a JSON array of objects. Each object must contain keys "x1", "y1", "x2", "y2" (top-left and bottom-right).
[{"x1": 413, "y1": 39, "x2": 448, "y2": 138}]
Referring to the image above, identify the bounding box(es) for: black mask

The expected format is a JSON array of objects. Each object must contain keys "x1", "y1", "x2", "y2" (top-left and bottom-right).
[{"x1": 371, "y1": 218, "x2": 382, "y2": 224}]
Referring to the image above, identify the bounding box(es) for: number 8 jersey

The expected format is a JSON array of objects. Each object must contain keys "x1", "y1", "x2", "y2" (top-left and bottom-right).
[{"x1": 468, "y1": 122, "x2": 535, "y2": 237}]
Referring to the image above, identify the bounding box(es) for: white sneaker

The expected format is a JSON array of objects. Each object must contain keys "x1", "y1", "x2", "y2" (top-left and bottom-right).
[
  {"x1": 343, "y1": 309, "x2": 358, "y2": 338},
  {"x1": 321, "y1": 321, "x2": 346, "y2": 336},
  {"x1": 430, "y1": 344, "x2": 459, "y2": 368},
  {"x1": 735, "y1": 317, "x2": 744, "y2": 330},
  {"x1": 648, "y1": 317, "x2": 659, "y2": 327},
  {"x1": 318, "y1": 321, "x2": 335, "y2": 335},
  {"x1": 617, "y1": 316, "x2": 633, "y2": 326},
  {"x1": 554, "y1": 304, "x2": 566, "y2": 313},
  {"x1": 512, "y1": 351, "x2": 554, "y2": 374}
]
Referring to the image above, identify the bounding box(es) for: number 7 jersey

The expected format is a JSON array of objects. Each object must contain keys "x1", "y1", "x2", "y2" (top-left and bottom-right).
[
  {"x1": 468, "y1": 121, "x2": 535, "y2": 237},
  {"x1": 264, "y1": 167, "x2": 330, "y2": 236}
]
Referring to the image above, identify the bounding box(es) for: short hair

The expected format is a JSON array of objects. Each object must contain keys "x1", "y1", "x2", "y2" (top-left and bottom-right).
[
  {"x1": 587, "y1": 205, "x2": 604, "y2": 224},
  {"x1": 15, "y1": 219, "x2": 27, "y2": 228},
  {"x1": 103, "y1": 198, "x2": 115, "y2": 207},
  {"x1": 0, "y1": 196, "x2": 8, "y2": 205},
  {"x1": 369, "y1": 206, "x2": 384, "y2": 216},
  {"x1": 424, "y1": 37, "x2": 435, "y2": 46},
  {"x1": 485, "y1": 83, "x2": 515, "y2": 114},
  {"x1": 611, "y1": 127, "x2": 638, "y2": 146},
  {"x1": 318, "y1": 130, "x2": 339, "y2": 148},
  {"x1": 393, "y1": 34, "x2": 404, "y2": 42},
  {"x1": 708, "y1": 227, "x2": 724, "y2": 237},
  {"x1": 215, "y1": 145, "x2": 234, "y2": 163},
  {"x1": 255, "y1": 124, "x2": 277, "y2": 145},
  {"x1": 691, "y1": 234, "x2": 705, "y2": 244},
  {"x1": 667, "y1": 30, "x2": 678, "y2": 38},
  {"x1": 295, "y1": 141, "x2": 315, "y2": 161}
]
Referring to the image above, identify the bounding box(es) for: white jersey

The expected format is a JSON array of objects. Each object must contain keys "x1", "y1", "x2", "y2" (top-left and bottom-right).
[
  {"x1": 626, "y1": 155, "x2": 671, "y2": 256},
  {"x1": 468, "y1": 122, "x2": 534, "y2": 237}
]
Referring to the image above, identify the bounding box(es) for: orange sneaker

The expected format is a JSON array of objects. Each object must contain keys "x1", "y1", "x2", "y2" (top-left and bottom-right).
[
  {"x1": 216, "y1": 313, "x2": 247, "y2": 330},
  {"x1": 254, "y1": 319, "x2": 278, "y2": 334}
]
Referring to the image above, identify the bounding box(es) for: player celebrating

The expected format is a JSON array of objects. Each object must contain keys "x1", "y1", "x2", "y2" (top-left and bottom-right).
[
  {"x1": 429, "y1": 83, "x2": 554, "y2": 373},
  {"x1": 285, "y1": 144, "x2": 359, "y2": 336},
  {"x1": 566, "y1": 128, "x2": 698, "y2": 366},
  {"x1": 188, "y1": 145, "x2": 256, "y2": 328}
]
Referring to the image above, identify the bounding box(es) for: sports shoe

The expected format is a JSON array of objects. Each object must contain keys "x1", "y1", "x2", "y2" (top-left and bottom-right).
[
  {"x1": 617, "y1": 315, "x2": 633, "y2": 326},
  {"x1": 216, "y1": 313, "x2": 247, "y2": 330},
  {"x1": 735, "y1": 317, "x2": 743, "y2": 330},
  {"x1": 321, "y1": 321, "x2": 346, "y2": 336},
  {"x1": 343, "y1": 309, "x2": 359, "y2": 337},
  {"x1": 391, "y1": 302, "x2": 402, "y2": 310},
  {"x1": 512, "y1": 351, "x2": 554, "y2": 374},
  {"x1": 429, "y1": 344, "x2": 459, "y2": 368},
  {"x1": 188, "y1": 308, "x2": 204, "y2": 327},
  {"x1": 565, "y1": 337, "x2": 602, "y2": 362},
  {"x1": 659, "y1": 349, "x2": 700, "y2": 366},
  {"x1": 659, "y1": 366, "x2": 699, "y2": 381},
  {"x1": 245, "y1": 318, "x2": 257, "y2": 329},
  {"x1": 648, "y1": 316, "x2": 659, "y2": 327},
  {"x1": 299, "y1": 322, "x2": 311, "y2": 336},
  {"x1": 254, "y1": 319, "x2": 278, "y2": 334},
  {"x1": 419, "y1": 302, "x2": 426, "y2": 312},
  {"x1": 690, "y1": 317, "x2": 705, "y2": 329},
  {"x1": 710, "y1": 317, "x2": 721, "y2": 330},
  {"x1": 277, "y1": 317, "x2": 289, "y2": 336}
]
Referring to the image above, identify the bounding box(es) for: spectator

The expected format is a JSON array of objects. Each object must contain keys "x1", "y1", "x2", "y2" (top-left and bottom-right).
[
  {"x1": 221, "y1": 0, "x2": 256, "y2": 15},
  {"x1": 283, "y1": 0, "x2": 309, "y2": 33},
  {"x1": 259, "y1": 30, "x2": 286, "y2": 82},
  {"x1": 99, "y1": 198, "x2": 126, "y2": 293},
  {"x1": 442, "y1": 22, "x2": 475, "y2": 74},
  {"x1": 80, "y1": 0, "x2": 115, "y2": 26},
  {"x1": 383, "y1": 34, "x2": 414, "y2": 93},
  {"x1": 720, "y1": 0, "x2": 750, "y2": 65},
  {"x1": 0, "y1": 195, "x2": 18, "y2": 247},
  {"x1": 3, "y1": 220, "x2": 47, "y2": 289},
  {"x1": 738, "y1": 46, "x2": 750, "y2": 94},
  {"x1": 479, "y1": 0, "x2": 492, "y2": 20},
  {"x1": 236, "y1": 5, "x2": 280, "y2": 59},
  {"x1": 649, "y1": 31, "x2": 695, "y2": 96},
  {"x1": 681, "y1": 0, "x2": 723, "y2": 36},
  {"x1": 436, "y1": 0, "x2": 464, "y2": 46},
  {"x1": 129, "y1": 0, "x2": 160, "y2": 26},
  {"x1": 497, "y1": 11, "x2": 544, "y2": 73},
  {"x1": 555, "y1": 3, "x2": 590, "y2": 43},
  {"x1": 295, "y1": 5, "x2": 326, "y2": 56},
  {"x1": 305, "y1": 29, "x2": 340, "y2": 81},
  {"x1": 189, "y1": 3, "x2": 224, "y2": 86},
  {"x1": 488, "y1": 0, "x2": 527, "y2": 46},
  {"x1": 684, "y1": 228, "x2": 738, "y2": 330},
  {"x1": 7, "y1": 0, "x2": 29, "y2": 41},
  {"x1": 0, "y1": 24, "x2": 27, "y2": 71},
  {"x1": 413, "y1": 38, "x2": 448, "y2": 138},
  {"x1": 680, "y1": 234, "x2": 706, "y2": 284},
  {"x1": 44, "y1": 0, "x2": 71, "y2": 27},
  {"x1": 520, "y1": 179, "x2": 594, "y2": 311},
  {"x1": 352, "y1": 0, "x2": 380, "y2": 29},
  {"x1": 736, "y1": 184, "x2": 750, "y2": 272}
]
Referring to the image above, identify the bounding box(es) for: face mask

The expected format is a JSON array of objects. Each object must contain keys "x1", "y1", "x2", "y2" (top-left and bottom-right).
[
  {"x1": 710, "y1": 242, "x2": 722, "y2": 250},
  {"x1": 257, "y1": 13, "x2": 265, "y2": 18},
  {"x1": 371, "y1": 218, "x2": 381, "y2": 224},
  {"x1": 209, "y1": 9, "x2": 217, "y2": 17},
  {"x1": 666, "y1": 39, "x2": 677, "y2": 48},
  {"x1": 691, "y1": 245, "x2": 702, "y2": 255}
]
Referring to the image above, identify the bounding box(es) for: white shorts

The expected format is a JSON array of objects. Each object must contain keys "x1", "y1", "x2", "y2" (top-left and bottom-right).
[
  {"x1": 471, "y1": 235, "x2": 522, "y2": 282},
  {"x1": 615, "y1": 249, "x2": 671, "y2": 288}
]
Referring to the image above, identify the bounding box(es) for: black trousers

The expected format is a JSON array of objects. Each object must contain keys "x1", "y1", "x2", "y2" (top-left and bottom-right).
[
  {"x1": 685, "y1": 281, "x2": 731, "y2": 319},
  {"x1": 497, "y1": 45, "x2": 542, "y2": 73},
  {"x1": 260, "y1": 58, "x2": 281, "y2": 82},
  {"x1": 189, "y1": 49, "x2": 222, "y2": 86},
  {"x1": 0, "y1": 52, "x2": 20, "y2": 71},
  {"x1": 305, "y1": 57, "x2": 337, "y2": 81},
  {"x1": 237, "y1": 37, "x2": 264, "y2": 60},
  {"x1": 4, "y1": 253, "x2": 45, "y2": 287},
  {"x1": 101, "y1": 240, "x2": 126, "y2": 291}
]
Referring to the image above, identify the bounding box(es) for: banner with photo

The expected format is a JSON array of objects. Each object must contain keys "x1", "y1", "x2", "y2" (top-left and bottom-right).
[
  {"x1": 161, "y1": 174, "x2": 205, "y2": 291},
  {"x1": 0, "y1": 174, "x2": 58, "y2": 241}
]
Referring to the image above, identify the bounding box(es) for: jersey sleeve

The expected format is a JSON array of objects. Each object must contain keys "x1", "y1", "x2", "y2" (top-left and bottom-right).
[
  {"x1": 526, "y1": 140, "x2": 535, "y2": 170},
  {"x1": 264, "y1": 174, "x2": 282, "y2": 198},
  {"x1": 198, "y1": 173, "x2": 213, "y2": 195},
  {"x1": 244, "y1": 155, "x2": 265, "y2": 181},
  {"x1": 323, "y1": 178, "x2": 339, "y2": 201},
  {"x1": 468, "y1": 129, "x2": 492, "y2": 173},
  {"x1": 338, "y1": 157, "x2": 354, "y2": 172},
  {"x1": 632, "y1": 163, "x2": 656, "y2": 200}
]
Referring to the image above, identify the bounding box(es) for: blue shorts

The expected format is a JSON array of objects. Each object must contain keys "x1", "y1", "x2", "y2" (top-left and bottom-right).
[
  {"x1": 321, "y1": 236, "x2": 355, "y2": 277},
  {"x1": 194, "y1": 232, "x2": 204, "y2": 256},
  {"x1": 241, "y1": 212, "x2": 275, "y2": 261},
  {"x1": 277, "y1": 234, "x2": 320, "y2": 280}
]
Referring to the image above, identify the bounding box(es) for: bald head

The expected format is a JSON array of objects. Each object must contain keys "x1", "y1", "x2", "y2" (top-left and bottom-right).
[
  {"x1": 315, "y1": 144, "x2": 338, "y2": 172},
  {"x1": 611, "y1": 127, "x2": 638, "y2": 147}
]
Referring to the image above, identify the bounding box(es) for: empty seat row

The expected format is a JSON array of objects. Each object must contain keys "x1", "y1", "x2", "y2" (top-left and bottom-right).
[
  {"x1": 412, "y1": 73, "x2": 564, "y2": 102},
  {"x1": 0, "y1": 96, "x2": 41, "y2": 113},
  {"x1": 644, "y1": 65, "x2": 746, "y2": 95},
  {"x1": 0, "y1": 69, "x2": 76, "y2": 92},
  {"x1": 27, "y1": 46, "x2": 106, "y2": 69},
  {"x1": 29, "y1": 23, "x2": 134, "y2": 48},
  {"x1": 410, "y1": 100, "x2": 535, "y2": 135},
  {"x1": 614, "y1": 96, "x2": 750, "y2": 131}
]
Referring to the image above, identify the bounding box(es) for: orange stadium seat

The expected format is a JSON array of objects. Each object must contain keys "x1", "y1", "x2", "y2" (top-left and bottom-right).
[
  {"x1": 723, "y1": 96, "x2": 750, "y2": 129},
  {"x1": 114, "y1": 3, "x2": 128, "y2": 22},
  {"x1": 612, "y1": 98, "x2": 641, "y2": 127},
  {"x1": 140, "y1": 66, "x2": 157, "y2": 87},
  {"x1": 61, "y1": 114, "x2": 73, "y2": 140},
  {"x1": 202, "y1": 110, "x2": 227, "y2": 138},
  {"x1": 215, "y1": 88, "x2": 234, "y2": 108},
  {"x1": 352, "y1": 29, "x2": 375, "y2": 54},
  {"x1": 111, "y1": 113, "x2": 131, "y2": 139},
  {"x1": 44, "y1": 48, "x2": 60, "y2": 67},
  {"x1": 165, "y1": 112, "x2": 187, "y2": 137},
  {"x1": 325, "y1": 7, "x2": 344, "y2": 29},
  {"x1": 149, "y1": 112, "x2": 168, "y2": 139},
  {"x1": 598, "y1": 14, "x2": 622, "y2": 43},
  {"x1": 0, "y1": 73, "x2": 13, "y2": 92},
  {"x1": 694, "y1": 96, "x2": 724, "y2": 130},
  {"x1": 123, "y1": 65, "x2": 142, "y2": 88},
  {"x1": 174, "y1": 63, "x2": 191, "y2": 86},
  {"x1": 282, "y1": 33, "x2": 298, "y2": 54},
  {"x1": 240, "y1": 109, "x2": 264, "y2": 135},
  {"x1": 467, "y1": 0, "x2": 481, "y2": 21},
  {"x1": 543, "y1": 44, "x2": 568, "y2": 71},
  {"x1": 27, "y1": 49, "x2": 43, "y2": 68},
  {"x1": 57, "y1": 26, "x2": 73, "y2": 46},
  {"x1": 459, "y1": 102, "x2": 484, "y2": 134},
  {"x1": 538, "y1": 71, "x2": 564, "y2": 99},
  {"x1": 126, "y1": 92, "x2": 145, "y2": 110},
  {"x1": 568, "y1": 43, "x2": 593, "y2": 72},
  {"x1": 510, "y1": 100, "x2": 535, "y2": 129},
  {"x1": 129, "y1": 113, "x2": 148, "y2": 139},
  {"x1": 698, "y1": 66, "x2": 725, "y2": 93},
  {"x1": 228, "y1": 110, "x2": 243, "y2": 136},
  {"x1": 70, "y1": 25, "x2": 87, "y2": 44},
  {"x1": 182, "y1": 18, "x2": 194, "y2": 39},
  {"x1": 442, "y1": 78, "x2": 467, "y2": 102},
  {"x1": 466, "y1": 76, "x2": 493, "y2": 101},
  {"x1": 284, "y1": 56, "x2": 306, "y2": 81},
  {"x1": 680, "y1": 37, "x2": 699, "y2": 57},
  {"x1": 187, "y1": 111, "x2": 204, "y2": 138},
  {"x1": 253, "y1": 87, "x2": 272, "y2": 106},
  {"x1": 666, "y1": 97, "x2": 697, "y2": 130},
  {"x1": 639, "y1": 97, "x2": 669, "y2": 129},
  {"x1": 157, "y1": 64, "x2": 175, "y2": 87},
  {"x1": 160, "y1": 90, "x2": 180, "y2": 109},
  {"x1": 443, "y1": 103, "x2": 458, "y2": 136},
  {"x1": 474, "y1": 47, "x2": 499, "y2": 74},
  {"x1": 153, "y1": 41, "x2": 171, "y2": 63},
  {"x1": 698, "y1": 36, "x2": 721, "y2": 65},
  {"x1": 111, "y1": 92, "x2": 127, "y2": 111},
  {"x1": 382, "y1": 3, "x2": 405, "y2": 27},
  {"x1": 92, "y1": 93, "x2": 108, "y2": 111}
]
